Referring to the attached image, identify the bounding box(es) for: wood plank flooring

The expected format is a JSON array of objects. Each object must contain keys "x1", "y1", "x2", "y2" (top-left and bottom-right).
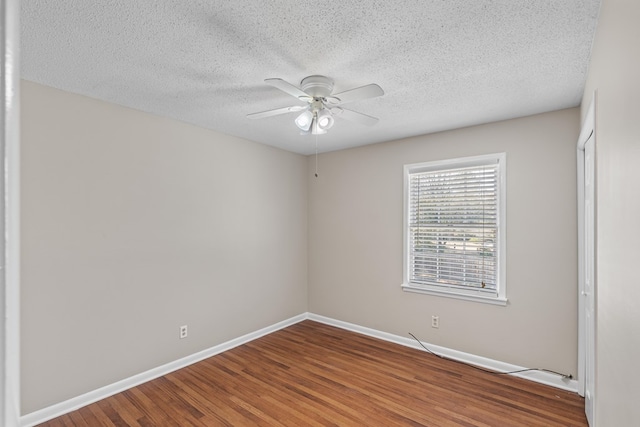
[{"x1": 38, "y1": 320, "x2": 587, "y2": 426}]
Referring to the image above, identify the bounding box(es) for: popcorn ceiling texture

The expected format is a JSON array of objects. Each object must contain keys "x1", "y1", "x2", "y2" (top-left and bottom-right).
[{"x1": 21, "y1": 0, "x2": 600, "y2": 154}]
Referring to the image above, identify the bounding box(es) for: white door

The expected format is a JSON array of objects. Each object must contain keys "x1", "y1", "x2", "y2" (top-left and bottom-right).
[{"x1": 583, "y1": 133, "x2": 595, "y2": 426}]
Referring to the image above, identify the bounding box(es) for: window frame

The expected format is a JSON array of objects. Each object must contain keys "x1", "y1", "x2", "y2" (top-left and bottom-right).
[{"x1": 402, "y1": 153, "x2": 507, "y2": 306}]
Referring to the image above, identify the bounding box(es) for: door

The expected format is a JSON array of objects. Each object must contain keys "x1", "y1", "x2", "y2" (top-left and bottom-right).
[
  {"x1": 582, "y1": 133, "x2": 595, "y2": 426},
  {"x1": 578, "y1": 96, "x2": 596, "y2": 426}
]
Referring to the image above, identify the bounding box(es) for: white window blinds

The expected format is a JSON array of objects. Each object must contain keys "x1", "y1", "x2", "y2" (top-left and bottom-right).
[{"x1": 408, "y1": 160, "x2": 500, "y2": 293}]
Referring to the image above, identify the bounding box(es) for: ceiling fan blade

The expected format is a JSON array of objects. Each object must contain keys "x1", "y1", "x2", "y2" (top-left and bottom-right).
[
  {"x1": 247, "y1": 105, "x2": 306, "y2": 120},
  {"x1": 329, "y1": 83, "x2": 384, "y2": 105},
  {"x1": 265, "y1": 78, "x2": 313, "y2": 101},
  {"x1": 331, "y1": 107, "x2": 379, "y2": 126}
]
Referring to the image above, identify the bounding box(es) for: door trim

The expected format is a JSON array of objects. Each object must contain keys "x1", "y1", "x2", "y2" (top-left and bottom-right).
[{"x1": 1, "y1": 0, "x2": 21, "y2": 425}]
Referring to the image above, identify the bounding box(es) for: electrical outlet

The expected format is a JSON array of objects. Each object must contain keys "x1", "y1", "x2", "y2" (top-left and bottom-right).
[
  {"x1": 431, "y1": 316, "x2": 439, "y2": 329},
  {"x1": 179, "y1": 325, "x2": 188, "y2": 339}
]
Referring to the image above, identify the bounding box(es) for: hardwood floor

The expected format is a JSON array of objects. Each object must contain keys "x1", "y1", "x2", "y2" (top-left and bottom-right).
[{"x1": 38, "y1": 320, "x2": 587, "y2": 426}]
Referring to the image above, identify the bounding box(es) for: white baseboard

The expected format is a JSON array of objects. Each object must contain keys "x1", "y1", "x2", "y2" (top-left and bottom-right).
[
  {"x1": 22, "y1": 312, "x2": 578, "y2": 426},
  {"x1": 20, "y1": 313, "x2": 307, "y2": 427},
  {"x1": 307, "y1": 313, "x2": 579, "y2": 393}
]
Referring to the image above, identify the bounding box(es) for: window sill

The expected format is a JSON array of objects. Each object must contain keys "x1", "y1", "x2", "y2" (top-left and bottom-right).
[{"x1": 401, "y1": 283, "x2": 508, "y2": 306}]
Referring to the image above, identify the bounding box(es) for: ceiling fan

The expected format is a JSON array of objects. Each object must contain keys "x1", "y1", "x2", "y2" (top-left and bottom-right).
[{"x1": 247, "y1": 75, "x2": 384, "y2": 135}]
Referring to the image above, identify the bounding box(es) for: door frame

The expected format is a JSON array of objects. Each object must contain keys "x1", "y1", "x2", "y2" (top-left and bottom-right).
[
  {"x1": 577, "y1": 93, "x2": 596, "y2": 423},
  {"x1": 1, "y1": 0, "x2": 21, "y2": 426}
]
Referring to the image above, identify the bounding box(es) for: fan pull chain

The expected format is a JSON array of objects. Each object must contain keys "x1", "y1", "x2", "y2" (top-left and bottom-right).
[{"x1": 315, "y1": 134, "x2": 319, "y2": 178}]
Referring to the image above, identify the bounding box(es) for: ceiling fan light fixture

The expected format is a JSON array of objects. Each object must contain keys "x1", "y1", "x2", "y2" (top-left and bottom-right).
[
  {"x1": 316, "y1": 109, "x2": 334, "y2": 131},
  {"x1": 311, "y1": 117, "x2": 327, "y2": 135},
  {"x1": 295, "y1": 110, "x2": 313, "y2": 131}
]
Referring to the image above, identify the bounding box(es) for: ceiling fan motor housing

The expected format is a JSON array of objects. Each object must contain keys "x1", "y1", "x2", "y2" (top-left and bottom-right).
[{"x1": 300, "y1": 75, "x2": 334, "y2": 98}]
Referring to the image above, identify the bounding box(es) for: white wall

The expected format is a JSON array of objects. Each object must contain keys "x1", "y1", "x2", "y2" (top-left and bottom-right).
[
  {"x1": 581, "y1": 0, "x2": 640, "y2": 424},
  {"x1": 308, "y1": 109, "x2": 579, "y2": 375},
  {"x1": 20, "y1": 81, "x2": 308, "y2": 414}
]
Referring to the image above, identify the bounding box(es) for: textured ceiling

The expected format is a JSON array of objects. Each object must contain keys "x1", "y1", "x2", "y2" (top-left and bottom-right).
[{"x1": 21, "y1": 0, "x2": 600, "y2": 155}]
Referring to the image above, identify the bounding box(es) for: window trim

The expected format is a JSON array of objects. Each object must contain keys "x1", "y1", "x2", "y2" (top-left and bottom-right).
[{"x1": 402, "y1": 153, "x2": 507, "y2": 306}]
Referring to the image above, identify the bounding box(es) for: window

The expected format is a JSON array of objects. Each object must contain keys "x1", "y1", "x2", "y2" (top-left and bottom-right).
[{"x1": 402, "y1": 153, "x2": 507, "y2": 305}]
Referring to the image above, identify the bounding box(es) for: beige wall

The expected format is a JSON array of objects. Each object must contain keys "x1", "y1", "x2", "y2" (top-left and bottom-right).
[
  {"x1": 308, "y1": 108, "x2": 579, "y2": 374},
  {"x1": 581, "y1": 0, "x2": 640, "y2": 424},
  {"x1": 21, "y1": 79, "x2": 584, "y2": 417},
  {"x1": 20, "y1": 81, "x2": 308, "y2": 414}
]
